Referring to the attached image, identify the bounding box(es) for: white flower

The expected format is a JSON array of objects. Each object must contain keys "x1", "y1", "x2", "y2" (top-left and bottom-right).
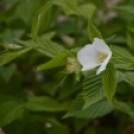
[{"x1": 77, "y1": 38, "x2": 112, "y2": 75}]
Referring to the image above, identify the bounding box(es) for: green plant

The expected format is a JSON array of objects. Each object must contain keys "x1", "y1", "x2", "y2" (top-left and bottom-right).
[{"x1": 1, "y1": 0, "x2": 134, "y2": 134}]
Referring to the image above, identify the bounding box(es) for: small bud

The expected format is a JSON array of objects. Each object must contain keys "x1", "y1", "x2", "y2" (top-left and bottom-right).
[{"x1": 66, "y1": 57, "x2": 81, "y2": 74}]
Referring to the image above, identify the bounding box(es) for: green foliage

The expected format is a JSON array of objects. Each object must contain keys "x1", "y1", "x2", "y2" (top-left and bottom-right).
[
  {"x1": 0, "y1": 44, "x2": 22, "y2": 50},
  {"x1": 0, "y1": 46, "x2": 34, "y2": 67},
  {"x1": 52, "y1": 0, "x2": 78, "y2": 15},
  {"x1": 82, "y1": 70, "x2": 105, "y2": 109},
  {"x1": 14, "y1": 32, "x2": 65, "y2": 58},
  {"x1": 0, "y1": 102, "x2": 24, "y2": 127},
  {"x1": 37, "y1": 39, "x2": 65, "y2": 57},
  {"x1": 104, "y1": 34, "x2": 116, "y2": 43},
  {"x1": 0, "y1": 63, "x2": 16, "y2": 82},
  {"x1": 52, "y1": 0, "x2": 96, "y2": 17},
  {"x1": 78, "y1": 4, "x2": 96, "y2": 18},
  {"x1": 114, "y1": 100, "x2": 134, "y2": 117},
  {"x1": 16, "y1": 39, "x2": 65, "y2": 58},
  {"x1": 64, "y1": 95, "x2": 114, "y2": 119},
  {"x1": 112, "y1": 47, "x2": 134, "y2": 70},
  {"x1": 102, "y1": 62, "x2": 117, "y2": 105},
  {"x1": 126, "y1": 32, "x2": 134, "y2": 51},
  {"x1": 46, "y1": 72, "x2": 69, "y2": 97},
  {"x1": 116, "y1": 71, "x2": 125, "y2": 83},
  {"x1": 124, "y1": 72, "x2": 134, "y2": 87},
  {"x1": 112, "y1": 5, "x2": 134, "y2": 14},
  {"x1": 57, "y1": 75, "x2": 82, "y2": 100},
  {"x1": 38, "y1": 53, "x2": 68, "y2": 70},
  {"x1": 32, "y1": 0, "x2": 96, "y2": 41},
  {"x1": 1, "y1": 0, "x2": 134, "y2": 133},
  {"x1": 88, "y1": 19, "x2": 102, "y2": 42},
  {"x1": 26, "y1": 97, "x2": 66, "y2": 112},
  {"x1": 32, "y1": 2, "x2": 52, "y2": 42}
]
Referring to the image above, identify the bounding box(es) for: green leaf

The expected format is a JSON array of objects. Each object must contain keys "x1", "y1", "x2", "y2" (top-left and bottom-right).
[
  {"x1": 37, "y1": 39, "x2": 65, "y2": 57},
  {"x1": 77, "y1": 4, "x2": 96, "y2": 18},
  {"x1": 0, "y1": 43, "x2": 22, "y2": 50},
  {"x1": 0, "y1": 102, "x2": 24, "y2": 127},
  {"x1": 28, "y1": 0, "x2": 49, "y2": 25},
  {"x1": 82, "y1": 70, "x2": 105, "y2": 109},
  {"x1": 74, "y1": 119, "x2": 91, "y2": 134},
  {"x1": 112, "y1": 47, "x2": 134, "y2": 70},
  {"x1": 114, "y1": 100, "x2": 134, "y2": 117},
  {"x1": 53, "y1": 0, "x2": 78, "y2": 16},
  {"x1": 47, "y1": 72, "x2": 68, "y2": 97},
  {"x1": 63, "y1": 95, "x2": 114, "y2": 119},
  {"x1": 30, "y1": 0, "x2": 96, "y2": 34},
  {"x1": 14, "y1": 36, "x2": 65, "y2": 58},
  {"x1": 124, "y1": 72, "x2": 134, "y2": 87},
  {"x1": 112, "y1": 5, "x2": 134, "y2": 14},
  {"x1": 116, "y1": 71, "x2": 125, "y2": 83},
  {"x1": 32, "y1": 1, "x2": 52, "y2": 42},
  {"x1": 14, "y1": 31, "x2": 56, "y2": 44},
  {"x1": 38, "y1": 53, "x2": 69, "y2": 70},
  {"x1": 57, "y1": 74, "x2": 82, "y2": 101},
  {"x1": 0, "y1": 46, "x2": 33, "y2": 67},
  {"x1": 126, "y1": 32, "x2": 133, "y2": 50},
  {"x1": 26, "y1": 97, "x2": 66, "y2": 112},
  {"x1": 102, "y1": 62, "x2": 117, "y2": 105},
  {"x1": 16, "y1": 0, "x2": 31, "y2": 24},
  {"x1": 39, "y1": 31, "x2": 56, "y2": 40},
  {"x1": 52, "y1": 0, "x2": 96, "y2": 18},
  {"x1": 104, "y1": 34, "x2": 116, "y2": 43},
  {"x1": 88, "y1": 19, "x2": 102, "y2": 43},
  {"x1": 0, "y1": 63, "x2": 16, "y2": 82},
  {"x1": 127, "y1": 26, "x2": 134, "y2": 34}
]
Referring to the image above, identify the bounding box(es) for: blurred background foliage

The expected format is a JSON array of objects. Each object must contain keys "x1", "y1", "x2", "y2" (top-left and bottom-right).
[{"x1": 0, "y1": 0, "x2": 134, "y2": 134}]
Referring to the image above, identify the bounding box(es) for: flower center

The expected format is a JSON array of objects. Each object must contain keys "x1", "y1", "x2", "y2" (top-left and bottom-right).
[{"x1": 96, "y1": 52, "x2": 108, "y2": 63}]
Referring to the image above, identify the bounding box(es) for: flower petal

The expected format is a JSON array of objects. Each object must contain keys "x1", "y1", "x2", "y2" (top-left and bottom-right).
[
  {"x1": 77, "y1": 44, "x2": 101, "y2": 71},
  {"x1": 94, "y1": 38, "x2": 111, "y2": 54},
  {"x1": 96, "y1": 52, "x2": 112, "y2": 75}
]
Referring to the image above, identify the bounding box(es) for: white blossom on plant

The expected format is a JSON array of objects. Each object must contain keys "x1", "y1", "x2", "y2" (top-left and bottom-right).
[{"x1": 77, "y1": 38, "x2": 112, "y2": 75}]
